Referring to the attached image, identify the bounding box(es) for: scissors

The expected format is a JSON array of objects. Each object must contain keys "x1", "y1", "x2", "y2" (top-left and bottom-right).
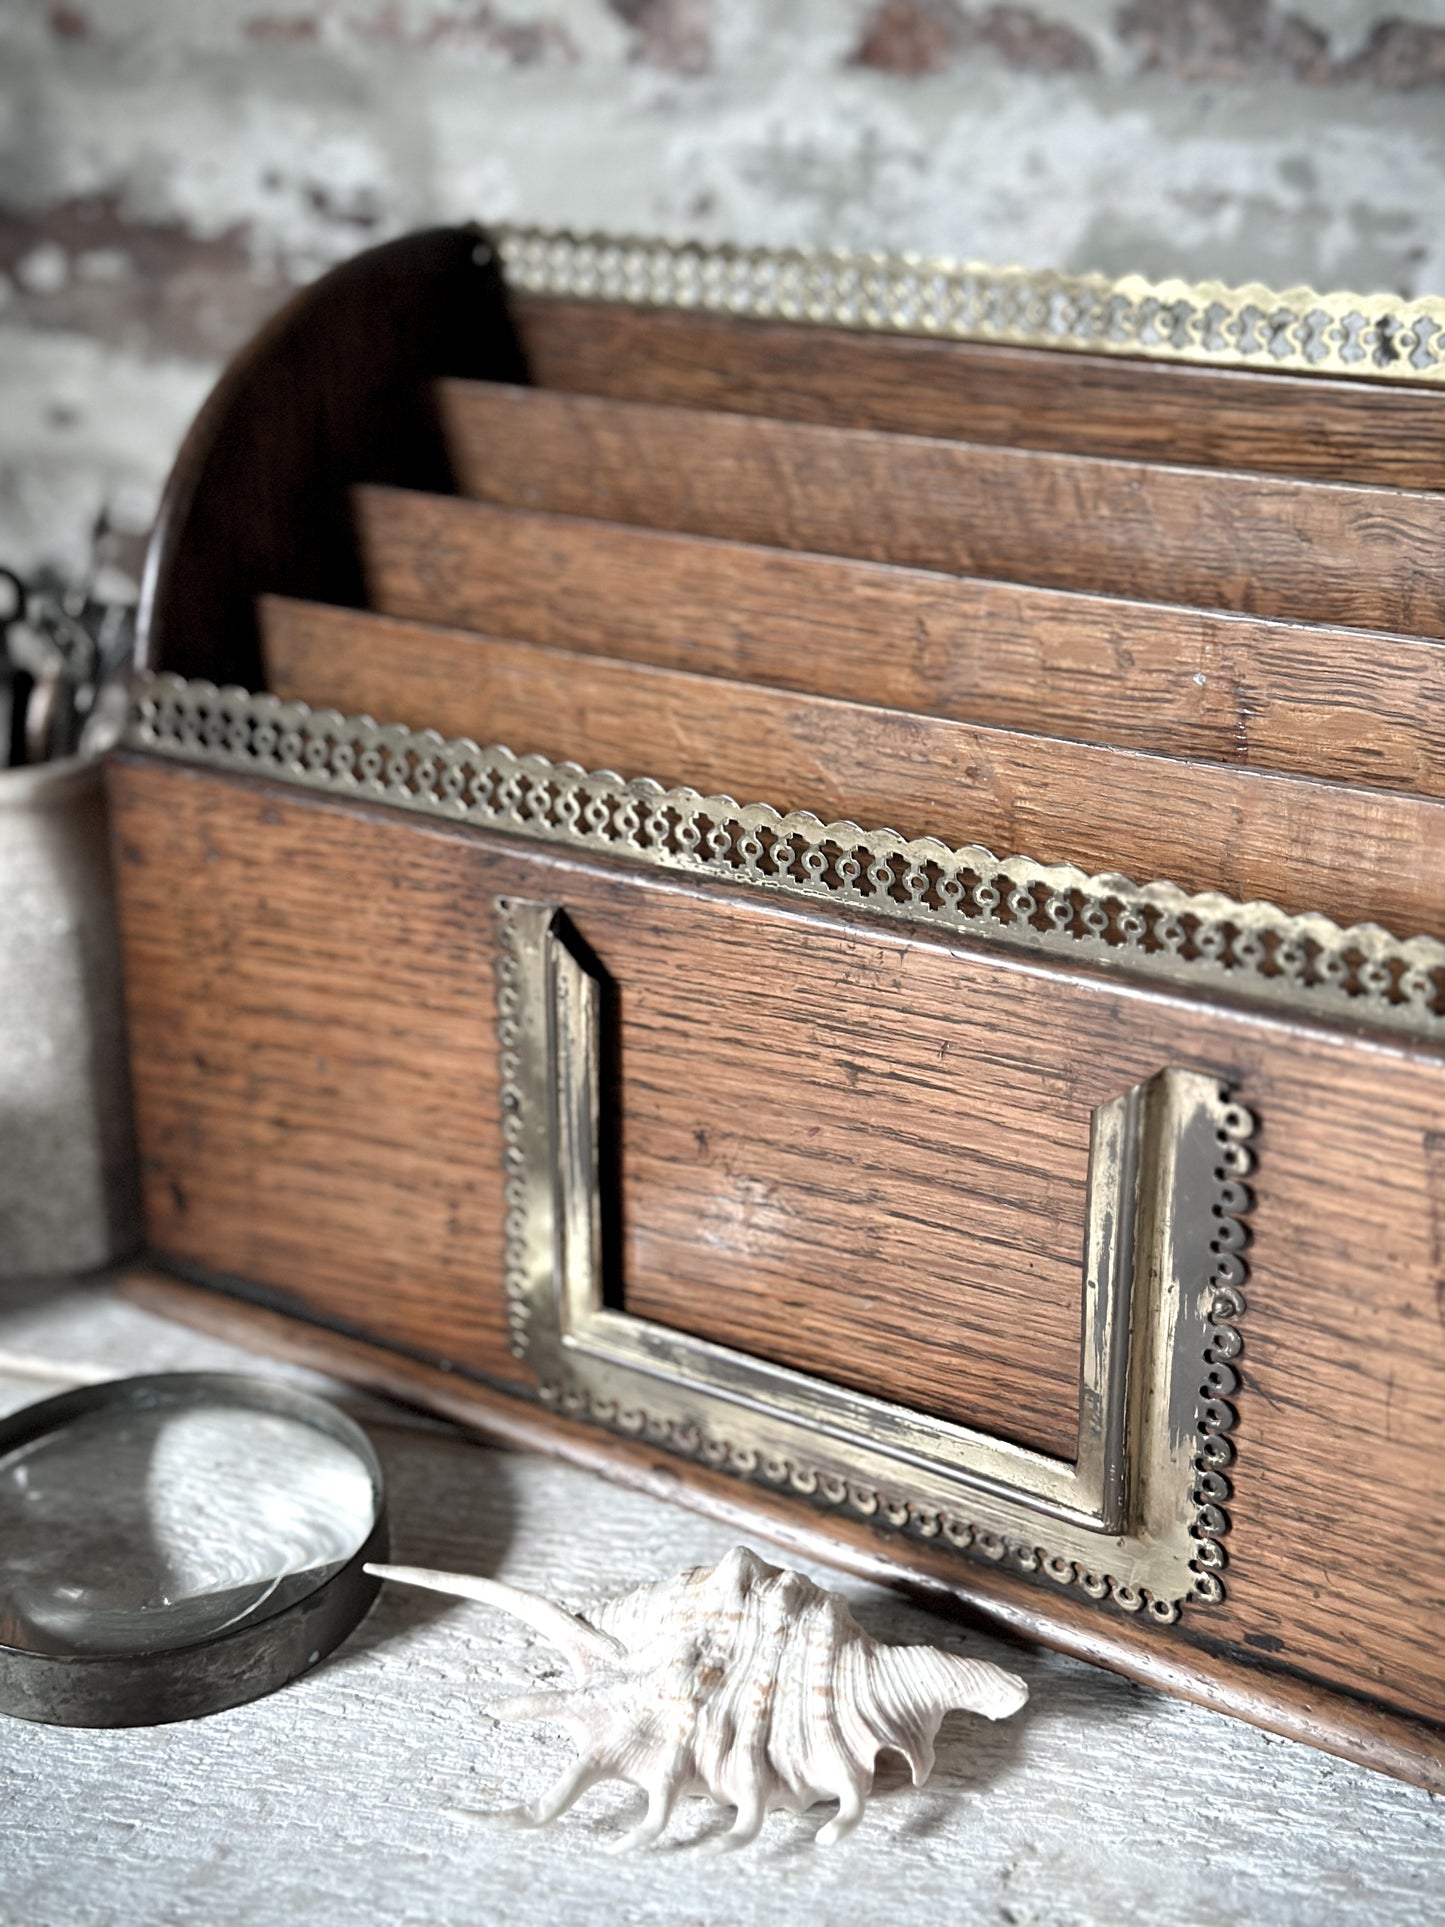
[
  {"x1": 0, "y1": 549, "x2": 135, "y2": 768},
  {"x1": 0, "y1": 567, "x2": 29, "y2": 770}
]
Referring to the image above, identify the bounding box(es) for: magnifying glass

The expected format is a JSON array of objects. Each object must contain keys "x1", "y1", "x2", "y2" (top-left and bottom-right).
[{"x1": 0, "y1": 1374, "x2": 388, "y2": 1726}]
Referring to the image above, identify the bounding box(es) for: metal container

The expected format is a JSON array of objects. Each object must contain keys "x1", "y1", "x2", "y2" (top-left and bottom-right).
[{"x1": 0, "y1": 752, "x2": 138, "y2": 1275}]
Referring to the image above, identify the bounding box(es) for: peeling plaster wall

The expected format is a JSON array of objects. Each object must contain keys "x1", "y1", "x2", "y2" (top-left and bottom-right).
[{"x1": 2, "y1": 0, "x2": 1444, "y2": 578}]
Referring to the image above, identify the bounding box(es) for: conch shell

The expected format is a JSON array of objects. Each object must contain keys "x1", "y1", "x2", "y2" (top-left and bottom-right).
[{"x1": 367, "y1": 1544, "x2": 1028, "y2": 1849}]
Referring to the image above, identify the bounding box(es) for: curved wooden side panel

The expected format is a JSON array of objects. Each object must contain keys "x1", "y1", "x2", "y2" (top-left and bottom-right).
[{"x1": 137, "y1": 225, "x2": 525, "y2": 688}]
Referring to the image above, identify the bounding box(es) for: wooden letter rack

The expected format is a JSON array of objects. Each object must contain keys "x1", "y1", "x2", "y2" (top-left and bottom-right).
[{"x1": 112, "y1": 225, "x2": 1445, "y2": 1788}]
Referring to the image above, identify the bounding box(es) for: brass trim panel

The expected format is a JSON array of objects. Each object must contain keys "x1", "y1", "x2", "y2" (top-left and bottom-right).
[
  {"x1": 498, "y1": 897, "x2": 1255, "y2": 1624},
  {"x1": 494, "y1": 224, "x2": 1445, "y2": 389},
  {"x1": 126, "y1": 675, "x2": 1445, "y2": 1041}
]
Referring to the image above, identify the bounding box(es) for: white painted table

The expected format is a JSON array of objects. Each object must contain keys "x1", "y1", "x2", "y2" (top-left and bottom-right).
[{"x1": 0, "y1": 1271, "x2": 1436, "y2": 1927}]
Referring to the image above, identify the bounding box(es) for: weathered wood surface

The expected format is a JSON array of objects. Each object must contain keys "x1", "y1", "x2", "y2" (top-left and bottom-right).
[
  {"x1": 263, "y1": 595, "x2": 1445, "y2": 942},
  {"x1": 514, "y1": 296, "x2": 1445, "y2": 491},
  {"x1": 107, "y1": 762, "x2": 1445, "y2": 1738},
  {"x1": 355, "y1": 487, "x2": 1445, "y2": 799},
  {"x1": 439, "y1": 380, "x2": 1445, "y2": 637},
  {"x1": 0, "y1": 1270, "x2": 1438, "y2": 1927}
]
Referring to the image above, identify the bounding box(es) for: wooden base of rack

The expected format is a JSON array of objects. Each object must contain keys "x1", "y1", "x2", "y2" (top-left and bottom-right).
[{"x1": 124, "y1": 1265, "x2": 1445, "y2": 1795}]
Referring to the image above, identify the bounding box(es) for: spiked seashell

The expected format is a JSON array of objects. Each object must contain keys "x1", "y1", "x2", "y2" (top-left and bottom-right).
[{"x1": 367, "y1": 1544, "x2": 1028, "y2": 1849}]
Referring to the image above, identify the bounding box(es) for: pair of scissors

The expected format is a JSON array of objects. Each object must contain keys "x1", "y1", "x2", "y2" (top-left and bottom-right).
[{"x1": 0, "y1": 555, "x2": 135, "y2": 768}]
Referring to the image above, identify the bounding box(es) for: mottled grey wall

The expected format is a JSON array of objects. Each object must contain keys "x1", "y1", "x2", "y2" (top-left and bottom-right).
[{"x1": 3, "y1": 0, "x2": 1444, "y2": 580}]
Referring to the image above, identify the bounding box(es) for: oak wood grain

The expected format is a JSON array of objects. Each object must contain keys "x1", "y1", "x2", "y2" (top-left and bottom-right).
[
  {"x1": 357, "y1": 486, "x2": 1445, "y2": 798},
  {"x1": 514, "y1": 296, "x2": 1445, "y2": 492},
  {"x1": 438, "y1": 381, "x2": 1445, "y2": 637},
  {"x1": 593, "y1": 892, "x2": 1089, "y2": 1457},
  {"x1": 108, "y1": 760, "x2": 1445, "y2": 1738},
  {"x1": 261, "y1": 595, "x2": 1445, "y2": 944},
  {"x1": 106, "y1": 756, "x2": 526, "y2": 1391}
]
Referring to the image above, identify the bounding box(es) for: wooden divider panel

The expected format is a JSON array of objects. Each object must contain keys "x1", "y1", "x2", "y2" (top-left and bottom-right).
[
  {"x1": 438, "y1": 380, "x2": 1445, "y2": 637},
  {"x1": 261, "y1": 595, "x2": 1445, "y2": 944},
  {"x1": 107, "y1": 756, "x2": 1445, "y2": 1727},
  {"x1": 513, "y1": 296, "x2": 1445, "y2": 491},
  {"x1": 109, "y1": 755, "x2": 1084, "y2": 1455},
  {"x1": 356, "y1": 486, "x2": 1445, "y2": 798}
]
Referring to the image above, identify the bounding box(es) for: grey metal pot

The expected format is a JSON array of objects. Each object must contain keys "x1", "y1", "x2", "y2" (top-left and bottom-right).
[{"x1": 0, "y1": 752, "x2": 139, "y2": 1276}]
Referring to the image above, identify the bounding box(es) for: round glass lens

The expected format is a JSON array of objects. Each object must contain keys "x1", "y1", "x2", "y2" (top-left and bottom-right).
[{"x1": 0, "y1": 1392, "x2": 378, "y2": 1658}]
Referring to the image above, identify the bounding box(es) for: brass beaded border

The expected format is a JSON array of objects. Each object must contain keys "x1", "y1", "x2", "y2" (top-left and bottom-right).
[
  {"x1": 494, "y1": 224, "x2": 1445, "y2": 388},
  {"x1": 125, "y1": 674, "x2": 1445, "y2": 1044}
]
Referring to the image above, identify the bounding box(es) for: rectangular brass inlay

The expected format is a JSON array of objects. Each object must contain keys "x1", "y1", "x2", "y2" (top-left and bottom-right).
[{"x1": 496, "y1": 898, "x2": 1254, "y2": 1625}]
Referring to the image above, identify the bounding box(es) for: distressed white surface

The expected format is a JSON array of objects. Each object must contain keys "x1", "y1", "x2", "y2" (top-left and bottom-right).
[
  {"x1": 5, "y1": 2, "x2": 1445, "y2": 287},
  {"x1": 0, "y1": 327, "x2": 211, "y2": 580},
  {"x1": 0, "y1": 1273, "x2": 1438, "y2": 1926}
]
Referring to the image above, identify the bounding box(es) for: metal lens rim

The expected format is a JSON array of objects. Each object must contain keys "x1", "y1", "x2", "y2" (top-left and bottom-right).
[{"x1": 0, "y1": 1371, "x2": 388, "y2": 1727}]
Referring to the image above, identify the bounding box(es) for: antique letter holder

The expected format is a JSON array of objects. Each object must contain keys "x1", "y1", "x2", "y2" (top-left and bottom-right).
[{"x1": 110, "y1": 226, "x2": 1445, "y2": 1789}]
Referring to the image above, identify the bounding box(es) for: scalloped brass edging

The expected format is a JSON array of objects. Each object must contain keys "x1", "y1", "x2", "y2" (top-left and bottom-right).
[
  {"x1": 498, "y1": 898, "x2": 1255, "y2": 1623},
  {"x1": 493, "y1": 224, "x2": 1445, "y2": 388},
  {"x1": 125, "y1": 674, "x2": 1445, "y2": 1042}
]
